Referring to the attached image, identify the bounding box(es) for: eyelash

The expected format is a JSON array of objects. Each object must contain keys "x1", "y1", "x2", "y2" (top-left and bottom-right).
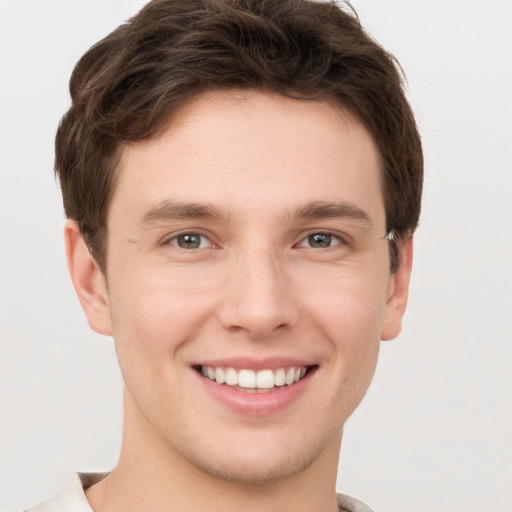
[{"x1": 163, "y1": 231, "x2": 346, "y2": 250}]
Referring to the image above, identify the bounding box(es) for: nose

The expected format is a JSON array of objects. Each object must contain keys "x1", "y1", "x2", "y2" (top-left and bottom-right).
[{"x1": 217, "y1": 248, "x2": 299, "y2": 339}]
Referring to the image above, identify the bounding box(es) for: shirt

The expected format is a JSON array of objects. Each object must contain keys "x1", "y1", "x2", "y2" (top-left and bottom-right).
[{"x1": 25, "y1": 473, "x2": 376, "y2": 512}]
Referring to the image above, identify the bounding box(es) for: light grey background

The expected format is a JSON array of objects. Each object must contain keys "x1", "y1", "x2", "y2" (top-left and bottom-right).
[{"x1": 1, "y1": 1, "x2": 511, "y2": 511}]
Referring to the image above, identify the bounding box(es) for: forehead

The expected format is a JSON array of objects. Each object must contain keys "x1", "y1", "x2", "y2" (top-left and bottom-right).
[{"x1": 111, "y1": 90, "x2": 385, "y2": 231}]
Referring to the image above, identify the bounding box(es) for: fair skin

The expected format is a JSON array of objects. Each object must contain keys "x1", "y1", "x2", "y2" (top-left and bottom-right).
[{"x1": 65, "y1": 90, "x2": 413, "y2": 512}]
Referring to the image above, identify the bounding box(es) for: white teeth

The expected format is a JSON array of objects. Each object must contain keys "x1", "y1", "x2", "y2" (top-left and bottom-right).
[
  {"x1": 285, "y1": 368, "x2": 295, "y2": 385},
  {"x1": 256, "y1": 369, "x2": 274, "y2": 389},
  {"x1": 215, "y1": 367, "x2": 226, "y2": 384},
  {"x1": 238, "y1": 369, "x2": 256, "y2": 388},
  {"x1": 274, "y1": 368, "x2": 286, "y2": 386},
  {"x1": 225, "y1": 367, "x2": 238, "y2": 386},
  {"x1": 200, "y1": 365, "x2": 309, "y2": 389}
]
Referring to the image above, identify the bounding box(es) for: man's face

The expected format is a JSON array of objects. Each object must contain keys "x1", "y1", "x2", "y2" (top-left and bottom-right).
[{"x1": 81, "y1": 90, "x2": 410, "y2": 483}]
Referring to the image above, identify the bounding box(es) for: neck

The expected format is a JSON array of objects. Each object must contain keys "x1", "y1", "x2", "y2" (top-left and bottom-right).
[{"x1": 86, "y1": 389, "x2": 342, "y2": 512}]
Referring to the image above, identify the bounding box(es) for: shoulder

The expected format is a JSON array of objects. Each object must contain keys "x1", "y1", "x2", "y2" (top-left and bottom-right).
[
  {"x1": 337, "y1": 493, "x2": 377, "y2": 512},
  {"x1": 24, "y1": 473, "x2": 107, "y2": 512}
]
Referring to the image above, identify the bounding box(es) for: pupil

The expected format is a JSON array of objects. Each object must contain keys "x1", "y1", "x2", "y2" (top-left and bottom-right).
[
  {"x1": 310, "y1": 233, "x2": 331, "y2": 248},
  {"x1": 178, "y1": 234, "x2": 200, "y2": 249}
]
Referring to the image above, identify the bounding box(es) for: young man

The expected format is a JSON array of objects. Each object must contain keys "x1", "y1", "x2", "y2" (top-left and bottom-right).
[{"x1": 29, "y1": 0, "x2": 422, "y2": 511}]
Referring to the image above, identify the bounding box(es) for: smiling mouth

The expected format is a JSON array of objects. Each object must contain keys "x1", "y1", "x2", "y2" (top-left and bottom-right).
[{"x1": 195, "y1": 365, "x2": 316, "y2": 393}]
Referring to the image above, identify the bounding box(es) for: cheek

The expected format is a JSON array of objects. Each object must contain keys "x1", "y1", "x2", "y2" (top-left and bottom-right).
[
  {"x1": 301, "y1": 273, "x2": 386, "y2": 390},
  {"x1": 107, "y1": 282, "x2": 198, "y2": 414},
  {"x1": 305, "y1": 272, "x2": 389, "y2": 339},
  {"x1": 107, "y1": 271, "x2": 216, "y2": 361}
]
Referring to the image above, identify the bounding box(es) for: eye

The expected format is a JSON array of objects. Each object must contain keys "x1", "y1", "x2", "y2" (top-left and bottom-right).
[
  {"x1": 167, "y1": 233, "x2": 212, "y2": 249},
  {"x1": 296, "y1": 232, "x2": 343, "y2": 249}
]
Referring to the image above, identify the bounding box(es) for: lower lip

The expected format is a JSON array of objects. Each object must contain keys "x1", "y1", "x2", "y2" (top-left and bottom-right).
[{"x1": 195, "y1": 370, "x2": 315, "y2": 416}]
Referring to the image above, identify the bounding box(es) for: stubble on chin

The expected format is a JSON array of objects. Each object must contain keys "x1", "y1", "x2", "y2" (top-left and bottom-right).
[{"x1": 177, "y1": 430, "x2": 342, "y2": 487}]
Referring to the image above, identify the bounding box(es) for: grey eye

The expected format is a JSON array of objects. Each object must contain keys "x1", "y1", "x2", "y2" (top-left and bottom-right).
[
  {"x1": 308, "y1": 233, "x2": 333, "y2": 248},
  {"x1": 296, "y1": 232, "x2": 343, "y2": 249},
  {"x1": 173, "y1": 233, "x2": 204, "y2": 249}
]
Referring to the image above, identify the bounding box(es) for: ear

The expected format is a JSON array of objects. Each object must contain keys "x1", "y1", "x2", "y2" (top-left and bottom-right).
[
  {"x1": 64, "y1": 220, "x2": 112, "y2": 336},
  {"x1": 381, "y1": 236, "x2": 414, "y2": 341}
]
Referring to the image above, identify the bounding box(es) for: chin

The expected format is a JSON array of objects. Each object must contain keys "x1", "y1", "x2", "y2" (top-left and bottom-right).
[
  {"x1": 191, "y1": 449, "x2": 317, "y2": 485},
  {"x1": 175, "y1": 426, "x2": 340, "y2": 486}
]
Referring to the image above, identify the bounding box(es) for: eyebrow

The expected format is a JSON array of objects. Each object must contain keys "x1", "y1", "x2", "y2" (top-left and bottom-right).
[
  {"x1": 291, "y1": 201, "x2": 372, "y2": 226},
  {"x1": 140, "y1": 200, "x2": 227, "y2": 227},
  {"x1": 140, "y1": 199, "x2": 372, "y2": 227}
]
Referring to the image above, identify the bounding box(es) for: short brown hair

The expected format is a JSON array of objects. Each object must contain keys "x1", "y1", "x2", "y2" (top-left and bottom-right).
[{"x1": 55, "y1": 0, "x2": 423, "y2": 273}]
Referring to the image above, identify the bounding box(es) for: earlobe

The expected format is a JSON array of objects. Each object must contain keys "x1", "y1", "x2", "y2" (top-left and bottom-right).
[
  {"x1": 381, "y1": 237, "x2": 414, "y2": 341},
  {"x1": 64, "y1": 220, "x2": 112, "y2": 336}
]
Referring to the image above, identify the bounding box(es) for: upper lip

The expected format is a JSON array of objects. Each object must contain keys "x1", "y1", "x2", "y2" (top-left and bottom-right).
[{"x1": 192, "y1": 357, "x2": 317, "y2": 371}]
